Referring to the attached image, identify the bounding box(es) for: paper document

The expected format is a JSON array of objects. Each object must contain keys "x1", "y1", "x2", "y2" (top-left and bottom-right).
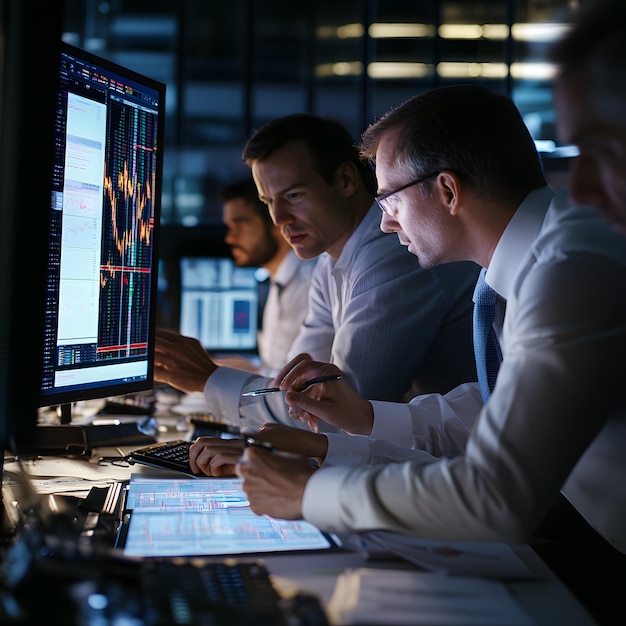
[
  {"x1": 327, "y1": 568, "x2": 533, "y2": 625},
  {"x1": 358, "y1": 531, "x2": 537, "y2": 580}
]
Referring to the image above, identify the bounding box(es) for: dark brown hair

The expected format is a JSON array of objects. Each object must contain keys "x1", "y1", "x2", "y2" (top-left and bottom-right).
[{"x1": 242, "y1": 113, "x2": 376, "y2": 196}]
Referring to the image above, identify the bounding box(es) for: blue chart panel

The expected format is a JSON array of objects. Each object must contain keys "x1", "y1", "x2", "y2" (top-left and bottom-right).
[
  {"x1": 123, "y1": 476, "x2": 332, "y2": 557},
  {"x1": 233, "y1": 299, "x2": 251, "y2": 333}
]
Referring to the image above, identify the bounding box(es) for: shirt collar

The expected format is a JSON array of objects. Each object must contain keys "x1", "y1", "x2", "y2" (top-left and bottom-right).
[
  {"x1": 273, "y1": 249, "x2": 301, "y2": 288},
  {"x1": 486, "y1": 185, "x2": 555, "y2": 300}
]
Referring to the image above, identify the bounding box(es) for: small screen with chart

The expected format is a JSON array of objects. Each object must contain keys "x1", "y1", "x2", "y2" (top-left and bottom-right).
[{"x1": 118, "y1": 475, "x2": 341, "y2": 557}]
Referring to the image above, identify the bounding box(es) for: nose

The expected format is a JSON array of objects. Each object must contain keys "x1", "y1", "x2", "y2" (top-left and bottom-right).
[
  {"x1": 269, "y1": 199, "x2": 291, "y2": 227},
  {"x1": 379, "y1": 211, "x2": 398, "y2": 234},
  {"x1": 569, "y1": 154, "x2": 607, "y2": 210},
  {"x1": 224, "y1": 228, "x2": 237, "y2": 245}
]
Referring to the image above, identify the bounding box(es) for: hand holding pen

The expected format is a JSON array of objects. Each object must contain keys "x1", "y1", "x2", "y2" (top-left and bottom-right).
[
  {"x1": 242, "y1": 374, "x2": 342, "y2": 397},
  {"x1": 263, "y1": 354, "x2": 374, "y2": 435}
]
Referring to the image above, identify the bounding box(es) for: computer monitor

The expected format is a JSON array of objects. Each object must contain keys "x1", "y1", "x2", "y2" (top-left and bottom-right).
[
  {"x1": 178, "y1": 256, "x2": 261, "y2": 354},
  {"x1": 37, "y1": 42, "x2": 166, "y2": 423}
]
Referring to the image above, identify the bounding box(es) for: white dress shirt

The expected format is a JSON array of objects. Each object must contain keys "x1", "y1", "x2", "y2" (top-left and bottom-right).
[
  {"x1": 304, "y1": 186, "x2": 626, "y2": 553},
  {"x1": 203, "y1": 204, "x2": 480, "y2": 429},
  {"x1": 257, "y1": 250, "x2": 316, "y2": 377}
]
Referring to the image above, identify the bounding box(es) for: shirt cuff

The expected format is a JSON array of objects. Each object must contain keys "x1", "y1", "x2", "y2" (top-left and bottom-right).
[
  {"x1": 370, "y1": 400, "x2": 413, "y2": 445},
  {"x1": 324, "y1": 432, "x2": 371, "y2": 466},
  {"x1": 302, "y1": 466, "x2": 349, "y2": 532},
  {"x1": 203, "y1": 367, "x2": 254, "y2": 422}
]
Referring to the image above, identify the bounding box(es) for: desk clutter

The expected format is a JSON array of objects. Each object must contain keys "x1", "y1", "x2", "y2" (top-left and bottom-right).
[
  {"x1": 1, "y1": 398, "x2": 595, "y2": 626},
  {"x1": 0, "y1": 471, "x2": 328, "y2": 626},
  {"x1": 0, "y1": 529, "x2": 327, "y2": 625}
]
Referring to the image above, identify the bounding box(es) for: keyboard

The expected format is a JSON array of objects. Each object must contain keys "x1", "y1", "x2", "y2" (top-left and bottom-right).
[
  {"x1": 137, "y1": 558, "x2": 329, "y2": 626},
  {"x1": 129, "y1": 439, "x2": 199, "y2": 476},
  {"x1": 3, "y1": 529, "x2": 329, "y2": 625}
]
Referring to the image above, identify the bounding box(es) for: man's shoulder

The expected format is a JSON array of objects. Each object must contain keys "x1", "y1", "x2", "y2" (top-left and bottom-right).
[{"x1": 539, "y1": 193, "x2": 626, "y2": 263}]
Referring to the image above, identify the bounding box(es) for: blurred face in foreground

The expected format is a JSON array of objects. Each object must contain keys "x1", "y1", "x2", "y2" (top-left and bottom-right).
[{"x1": 554, "y1": 74, "x2": 626, "y2": 236}]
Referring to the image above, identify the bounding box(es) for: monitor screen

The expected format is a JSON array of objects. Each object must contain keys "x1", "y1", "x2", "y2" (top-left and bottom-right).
[
  {"x1": 38, "y1": 42, "x2": 165, "y2": 414},
  {"x1": 179, "y1": 257, "x2": 260, "y2": 353}
]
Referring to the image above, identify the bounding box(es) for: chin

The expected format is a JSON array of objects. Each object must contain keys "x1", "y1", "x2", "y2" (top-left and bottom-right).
[
  {"x1": 292, "y1": 247, "x2": 316, "y2": 260},
  {"x1": 412, "y1": 252, "x2": 433, "y2": 267},
  {"x1": 297, "y1": 237, "x2": 327, "y2": 258}
]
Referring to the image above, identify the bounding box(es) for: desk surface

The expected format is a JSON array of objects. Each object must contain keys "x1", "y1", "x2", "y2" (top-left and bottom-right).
[
  {"x1": 261, "y1": 547, "x2": 596, "y2": 626},
  {"x1": 4, "y1": 428, "x2": 598, "y2": 626}
]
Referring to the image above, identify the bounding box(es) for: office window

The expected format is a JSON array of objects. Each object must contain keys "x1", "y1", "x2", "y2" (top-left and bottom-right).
[
  {"x1": 311, "y1": 1, "x2": 368, "y2": 139},
  {"x1": 179, "y1": 1, "x2": 251, "y2": 225},
  {"x1": 62, "y1": 0, "x2": 578, "y2": 227},
  {"x1": 511, "y1": 0, "x2": 573, "y2": 152}
]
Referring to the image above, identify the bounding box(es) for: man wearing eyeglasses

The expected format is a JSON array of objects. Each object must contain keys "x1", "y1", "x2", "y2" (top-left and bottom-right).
[
  {"x1": 226, "y1": 85, "x2": 626, "y2": 623},
  {"x1": 155, "y1": 113, "x2": 480, "y2": 431},
  {"x1": 375, "y1": 172, "x2": 440, "y2": 215}
]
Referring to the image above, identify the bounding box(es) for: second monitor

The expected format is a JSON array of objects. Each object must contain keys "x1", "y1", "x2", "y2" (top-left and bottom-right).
[{"x1": 178, "y1": 256, "x2": 263, "y2": 355}]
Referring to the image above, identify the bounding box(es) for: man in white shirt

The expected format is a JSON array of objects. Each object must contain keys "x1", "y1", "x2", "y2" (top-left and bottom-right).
[
  {"x1": 213, "y1": 178, "x2": 316, "y2": 376},
  {"x1": 220, "y1": 88, "x2": 626, "y2": 624},
  {"x1": 541, "y1": 2, "x2": 626, "y2": 618},
  {"x1": 155, "y1": 114, "x2": 480, "y2": 429}
]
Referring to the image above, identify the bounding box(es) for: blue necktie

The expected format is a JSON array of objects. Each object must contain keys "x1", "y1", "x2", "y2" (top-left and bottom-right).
[{"x1": 473, "y1": 269, "x2": 502, "y2": 403}]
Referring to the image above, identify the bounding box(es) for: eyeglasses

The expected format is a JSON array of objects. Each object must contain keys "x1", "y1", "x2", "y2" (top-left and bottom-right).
[{"x1": 375, "y1": 172, "x2": 440, "y2": 216}]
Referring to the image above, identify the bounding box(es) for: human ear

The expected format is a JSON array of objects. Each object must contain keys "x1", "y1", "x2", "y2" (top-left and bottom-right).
[
  {"x1": 334, "y1": 161, "x2": 359, "y2": 196},
  {"x1": 435, "y1": 170, "x2": 462, "y2": 215}
]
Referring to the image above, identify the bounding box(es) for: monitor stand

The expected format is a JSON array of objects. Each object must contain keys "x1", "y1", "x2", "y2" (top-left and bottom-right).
[
  {"x1": 28, "y1": 415, "x2": 158, "y2": 457},
  {"x1": 57, "y1": 403, "x2": 72, "y2": 425}
]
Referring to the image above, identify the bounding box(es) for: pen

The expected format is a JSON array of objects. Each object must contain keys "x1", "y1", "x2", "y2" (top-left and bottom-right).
[
  {"x1": 241, "y1": 374, "x2": 343, "y2": 397},
  {"x1": 244, "y1": 436, "x2": 277, "y2": 453},
  {"x1": 243, "y1": 437, "x2": 317, "y2": 467}
]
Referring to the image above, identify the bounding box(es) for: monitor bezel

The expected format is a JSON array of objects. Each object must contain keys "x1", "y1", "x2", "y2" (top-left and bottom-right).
[{"x1": 1, "y1": 0, "x2": 65, "y2": 536}]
